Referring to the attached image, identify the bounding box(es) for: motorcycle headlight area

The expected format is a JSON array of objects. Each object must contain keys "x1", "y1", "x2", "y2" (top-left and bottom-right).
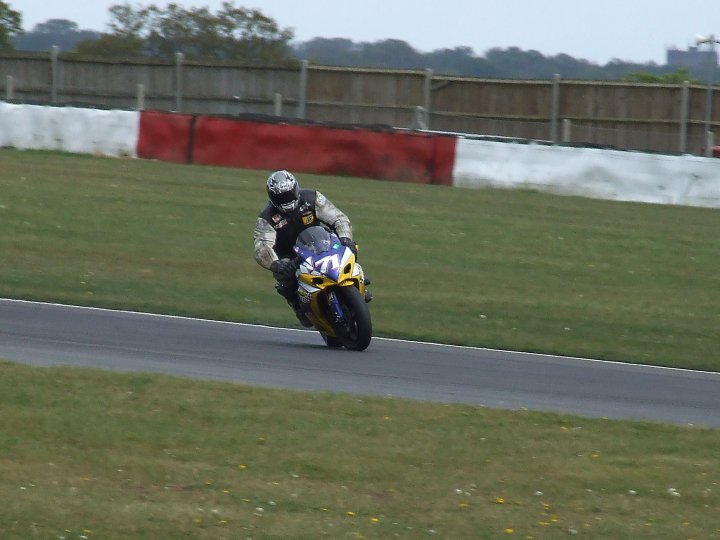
[{"x1": 353, "y1": 262, "x2": 365, "y2": 282}]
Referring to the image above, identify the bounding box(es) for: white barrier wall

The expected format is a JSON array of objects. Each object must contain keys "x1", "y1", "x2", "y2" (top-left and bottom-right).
[
  {"x1": 0, "y1": 103, "x2": 139, "y2": 157},
  {"x1": 452, "y1": 139, "x2": 720, "y2": 209}
]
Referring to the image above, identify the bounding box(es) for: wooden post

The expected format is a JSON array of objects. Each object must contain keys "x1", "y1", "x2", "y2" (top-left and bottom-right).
[
  {"x1": 274, "y1": 92, "x2": 282, "y2": 116},
  {"x1": 175, "y1": 52, "x2": 184, "y2": 112},
  {"x1": 679, "y1": 80, "x2": 689, "y2": 153},
  {"x1": 551, "y1": 74, "x2": 561, "y2": 143},
  {"x1": 298, "y1": 60, "x2": 308, "y2": 119},
  {"x1": 5, "y1": 75, "x2": 14, "y2": 100},
  {"x1": 50, "y1": 45, "x2": 59, "y2": 103}
]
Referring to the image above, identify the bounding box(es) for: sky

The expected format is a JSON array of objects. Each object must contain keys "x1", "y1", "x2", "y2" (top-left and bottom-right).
[{"x1": 15, "y1": 0, "x2": 720, "y2": 65}]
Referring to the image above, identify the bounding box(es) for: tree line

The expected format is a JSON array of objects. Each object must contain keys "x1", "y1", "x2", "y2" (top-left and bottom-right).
[{"x1": 1, "y1": 1, "x2": 712, "y2": 82}]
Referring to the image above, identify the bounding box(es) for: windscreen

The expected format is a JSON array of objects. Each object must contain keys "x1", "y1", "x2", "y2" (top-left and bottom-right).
[{"x1": 296, "y1": 226, "x2": 333, "y2": 254}]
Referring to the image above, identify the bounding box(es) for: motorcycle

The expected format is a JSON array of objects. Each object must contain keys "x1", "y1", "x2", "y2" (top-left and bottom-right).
[{"x1": 293, "y1": 226, "x2": 372, "y2": 351}]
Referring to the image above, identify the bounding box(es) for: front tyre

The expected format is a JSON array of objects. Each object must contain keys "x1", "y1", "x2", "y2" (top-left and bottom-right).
[
  {"x1": 321, "y1": 332, "x2": 343, "y2": 348},
  {"x1": 335, "y1": 285, "x2": 372, "y2": 351}
]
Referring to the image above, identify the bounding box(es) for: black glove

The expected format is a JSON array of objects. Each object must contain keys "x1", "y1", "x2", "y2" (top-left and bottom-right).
[
  {"x1": 270, "y1": 258, "x2": 296, "y2": 281},
  {"x1": 340, "y1": 237, "x2": 358, "y2": 256}
]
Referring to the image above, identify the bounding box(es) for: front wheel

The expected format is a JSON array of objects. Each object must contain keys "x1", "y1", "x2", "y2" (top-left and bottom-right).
[
  {"x1": 335, "y1": 286, "x2": 372, "y2": 351},
  {"x1": 320, "y1": 332, "x2": 343, "y2": 349}
]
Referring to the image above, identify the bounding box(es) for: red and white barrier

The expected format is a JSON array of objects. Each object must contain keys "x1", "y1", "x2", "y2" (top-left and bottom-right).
[
  {"x1": 136, "y1": 110, "x2": 456, "y2": 185},
  {"x1": 0, "y1": 102, "x2": 139, "y2": 157},
  {"x1": 1, "y1": 103, "x2": 719, "y2": 208},
  {"x1": 453, "y1": 138, "x2": 720, "y2": 208}
]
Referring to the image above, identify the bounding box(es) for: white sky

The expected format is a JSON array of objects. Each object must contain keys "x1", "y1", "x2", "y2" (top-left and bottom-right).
[{"x1": 16, "y1": 0, "x2": 720, "y2": 65}]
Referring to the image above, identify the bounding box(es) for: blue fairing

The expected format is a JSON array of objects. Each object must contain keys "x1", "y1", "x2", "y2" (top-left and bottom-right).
[{"x1": 294, "y1": 226, "x2": 347, "y2": 282}]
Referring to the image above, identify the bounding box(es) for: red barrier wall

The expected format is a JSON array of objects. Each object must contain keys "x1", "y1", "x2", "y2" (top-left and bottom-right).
[
  {"x1": 136, "y1": 110, "x2": 194, "y2": 163},
  {"x1": 137, "y1": 111, "x2": 457, "y2": 185}
]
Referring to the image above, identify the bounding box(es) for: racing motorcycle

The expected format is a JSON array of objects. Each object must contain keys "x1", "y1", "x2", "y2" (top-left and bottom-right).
[{"x1": 293, "y1": 226, "x2": 372, "y2": 351}]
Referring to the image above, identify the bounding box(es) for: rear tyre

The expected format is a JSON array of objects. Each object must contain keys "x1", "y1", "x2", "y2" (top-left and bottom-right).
[{"x1": 335, "y1": 286, "x2": 372, "y2": 351}]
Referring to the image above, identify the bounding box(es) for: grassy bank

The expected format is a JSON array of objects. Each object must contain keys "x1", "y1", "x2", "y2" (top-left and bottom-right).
[
  {"x1": 1, "y1": 361, "x2": 718, "y2": 539},
  {"x1": 1, "y1": 149, "x2": 718, "y2": 370},
  {"x1": 2, "y1": 149, "x2": 719, "y2": 539}
]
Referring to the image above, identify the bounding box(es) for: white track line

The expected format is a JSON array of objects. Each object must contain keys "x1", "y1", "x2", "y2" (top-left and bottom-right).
[{"x1": 3, "y1": 297, "x2": 718, "y2": 377}]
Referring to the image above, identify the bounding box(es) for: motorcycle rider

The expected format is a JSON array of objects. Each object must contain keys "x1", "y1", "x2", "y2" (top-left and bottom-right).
[{"x1": 253, "y1": 170, "x2": 357, "y2": 327}]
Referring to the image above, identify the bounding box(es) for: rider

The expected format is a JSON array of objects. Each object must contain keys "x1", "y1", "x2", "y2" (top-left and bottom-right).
[{"x1": 253, "y1": 170, "x2": 357, "y2": 327}]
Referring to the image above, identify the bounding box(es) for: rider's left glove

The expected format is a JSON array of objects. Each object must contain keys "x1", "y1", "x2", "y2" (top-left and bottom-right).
[{"x1": 339, "y1": 237, "x2": 358, "y2": 256}]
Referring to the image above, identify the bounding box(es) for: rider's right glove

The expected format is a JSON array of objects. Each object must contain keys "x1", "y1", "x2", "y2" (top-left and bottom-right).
[{"x1": 270, "y1": 258, "x2": 296, "y2": 281}]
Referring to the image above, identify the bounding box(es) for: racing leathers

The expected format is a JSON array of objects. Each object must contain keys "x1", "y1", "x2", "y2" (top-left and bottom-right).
[{"x1": 254, "y1": 189, "x2": 353, "y2": 321}]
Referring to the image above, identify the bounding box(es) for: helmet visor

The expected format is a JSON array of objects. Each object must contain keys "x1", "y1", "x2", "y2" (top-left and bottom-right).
[{"x1": 272, "y1": 189, "x2": 299, "y2": 211}]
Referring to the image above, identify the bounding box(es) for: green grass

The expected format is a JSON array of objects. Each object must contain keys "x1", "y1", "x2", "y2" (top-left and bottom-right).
[
  {"x1": 1, "y1": 149, "x2": 719, "y2": 539},
  {"x1": 1, "y1": 361, "x2": 718, "y2": 540},
  {"x1": 1, "y1": 148, "x2": 718, "y2": 370}
]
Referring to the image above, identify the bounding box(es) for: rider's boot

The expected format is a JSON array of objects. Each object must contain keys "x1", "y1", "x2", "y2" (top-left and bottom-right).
[
  {"x1": 363, "y1": 278, "x2": 373, "y2": 302},
  {"x1": 290, "y1": 297, "x2": 312, "y2": 328}
]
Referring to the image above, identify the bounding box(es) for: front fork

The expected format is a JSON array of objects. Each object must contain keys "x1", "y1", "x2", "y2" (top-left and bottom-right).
[{"x1": 327, "y1": 290, "x2": 345, "y2": 323}]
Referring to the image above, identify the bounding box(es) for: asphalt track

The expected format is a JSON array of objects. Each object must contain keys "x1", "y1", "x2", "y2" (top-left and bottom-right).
[{"x1": 1, "y1": 298, "x2": 719, "y2": 428}]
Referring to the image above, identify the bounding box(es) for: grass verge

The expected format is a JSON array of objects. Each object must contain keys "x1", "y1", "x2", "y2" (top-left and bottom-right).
[
  {"x1": 0, "y1": 149, "x2": 718, "y2": 370},
  {"x1": 1, "y1": 361, "x2": 718, "y2": 540},
  {"x1": 1, "y1": 150, "x2": 719, "y2": 539}
]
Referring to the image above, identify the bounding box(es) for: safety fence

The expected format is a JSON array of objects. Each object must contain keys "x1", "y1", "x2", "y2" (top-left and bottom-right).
[{"x1": 2, "y1": 49, "x2": 719, "y2": 156}]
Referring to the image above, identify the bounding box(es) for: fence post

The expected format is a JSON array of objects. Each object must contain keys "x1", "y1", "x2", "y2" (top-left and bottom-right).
[
  {"x1": 174, "y1": 52, "x2": 184, "y2": 112},
  {"x1": 412, "y1": 106, "x2": 428, "y2": 130},
  {"x1": 561, "y1": 118, "x2": 572, "y2": 143},
  {"x1": 423, "y1": 68, "x2": 433, "y2": 130},
  {"x1": 298, "y1": 59, "x2": 308, "y2": 119},
  {"x1": 706, "y1": 130, "x2": 715, "y2": 156},
  {"x1": 5, "y1": 75, "x2": 14, "y2": 100},
  {"x1": 136, "y1": 83, "x2": 145, "y2": 110},
  {"x1": 274, "y1": 92, "x2": 283, "y2": 116},
  {"x1": 679, "y1": 80, "x2": 689, "y2": 153},
  {"x1": 551, "y1": 73, "x2": 561, "y2": 143},
  {"x1": 50, "y1": 45, "x2": 59, "y2": 104}
]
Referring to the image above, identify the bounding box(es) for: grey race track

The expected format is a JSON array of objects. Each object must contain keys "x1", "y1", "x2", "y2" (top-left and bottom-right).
[{"x1": 1, "y1": 298, "x2": 719, "y2": 428}]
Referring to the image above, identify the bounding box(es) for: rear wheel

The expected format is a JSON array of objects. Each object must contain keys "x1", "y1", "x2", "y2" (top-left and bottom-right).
[{"x1": 335, "y1": 286, "x2": 372, "y2": 351}]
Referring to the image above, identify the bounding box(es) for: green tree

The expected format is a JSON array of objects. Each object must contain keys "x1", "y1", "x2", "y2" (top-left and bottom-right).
[
  {"x1": 360, "y1": 39, "x2": 424, "y2": 68},
  {"x1": 76, "y1": 1, "x2": 293, "y2": 63},
  {"x1": 295, "y1": 38, "x2": 357, "y2": 66},
  {"x1": 34, "y1": 19, "x2": 79, "y2": 34},
  {"x1": 13, "y1": 19, "x2": 101, "y2": 52},
  {"x1": 75, "y1": 33, "x2": 145, "y2": 57},
  {"x1": 426, "y1": 47, "x2": 496, "y2": 77},
  {"x1": 0, "y1": 1, "x2": 22, "y2": 50},
  {"x1": 621, "y1": 67, "x2": 703, "y2": 84}
]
